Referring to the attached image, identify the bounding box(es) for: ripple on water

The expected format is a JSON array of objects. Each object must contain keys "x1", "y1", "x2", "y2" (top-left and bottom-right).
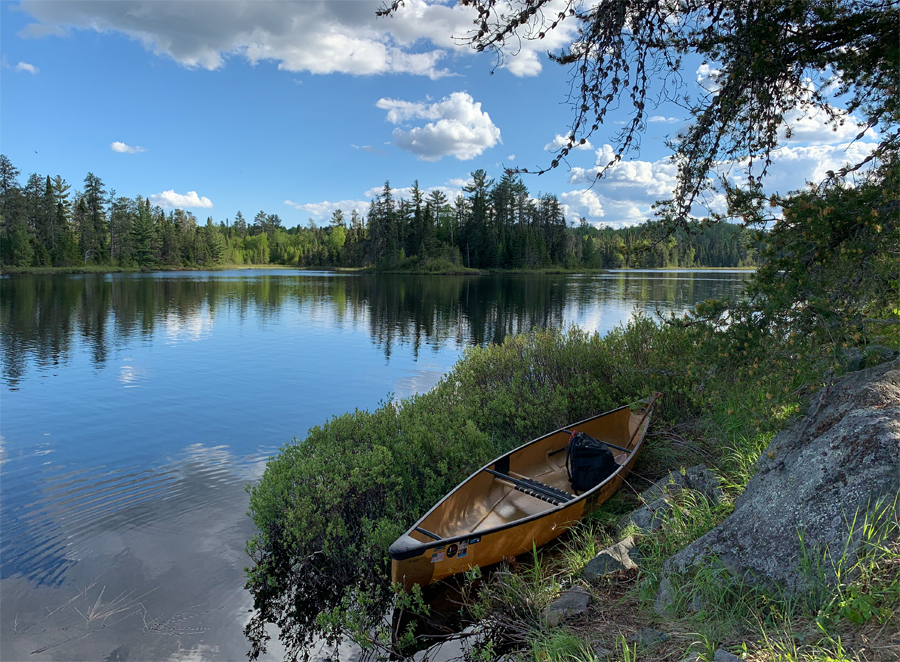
[{"x1": 0, "y1": 443, "x2": 255, "y2": 586}]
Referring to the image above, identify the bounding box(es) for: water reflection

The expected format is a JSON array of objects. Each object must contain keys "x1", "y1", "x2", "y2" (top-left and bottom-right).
[
  {"x1": 0, "y1": 443, "x2": 280, "y2": 661},
  {"x1": 1, "y1": 270, "x2": 749, "y2": 386}
]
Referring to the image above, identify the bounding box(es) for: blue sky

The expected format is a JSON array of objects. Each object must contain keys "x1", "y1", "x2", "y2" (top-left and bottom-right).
[{"x1": 1, "y1": 0, "x2": 877, "y2": 228}]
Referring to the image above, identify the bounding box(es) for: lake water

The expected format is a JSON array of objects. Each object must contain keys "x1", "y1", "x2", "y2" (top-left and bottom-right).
[{"x1": 0, "y1": 269, "x2": 750, "y2": 661}]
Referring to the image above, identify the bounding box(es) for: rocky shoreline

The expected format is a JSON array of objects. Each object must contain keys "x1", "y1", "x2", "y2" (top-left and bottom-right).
[{"x1": 529, "y1": 358, "x2": 899, "y2": 662}]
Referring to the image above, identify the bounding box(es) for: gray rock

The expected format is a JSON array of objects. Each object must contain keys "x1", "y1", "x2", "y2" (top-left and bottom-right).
[
  {"x1": 583, "y1": 536, "x2": 642, "y2": 580},
  {"x1": 836, "y1": 345, "x2": 898, "y2": 373},
  {"x1": 658, "y1": 360, "x2": 900, "y2": 599},
  {"x1": 641, "y1": 464, "x2": 724, "y2": 505},
  {"x1": 627, "y1": 627, "x2": 670, "y2": 647},
  {"x1": 713, "y1": 649, "x2": 740, "y2": 662},
  {"x1": 682, "y1": 654, "x2": 704, "y2": 662},
  {"x1": 687, "y1": 593, "x2": 704, "y2": 613},
  {"x1": 619, "y1": 464, "x2": 724, "y2": 533},
  {"x1": 654, "y1": 576, "x2": 675, "y2": 614},
  {"x1": 592, "y1": 645, "x2": 613, "y2": 659},
  {"x1": 542, "y1": 588, "x2": 592, "y2": 627},
  {"x1": 618, "y1": 496, "x2": 674, "y2": 533}
]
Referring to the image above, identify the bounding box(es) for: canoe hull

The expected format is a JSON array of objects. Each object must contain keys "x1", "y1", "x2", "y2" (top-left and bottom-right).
[{"x1": 390, "y1": 397, "x2": 657, "y2": 590}]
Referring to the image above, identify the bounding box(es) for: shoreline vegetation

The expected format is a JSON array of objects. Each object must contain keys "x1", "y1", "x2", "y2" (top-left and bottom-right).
[
  {"x1": 0, "y1": 262, "x2": 757, "y2": 276},
  {"x1": 244, "y1": 160, "x2": 897, "y2": 661},
  {"x1": 1, "y1": 154, "x2": 759, "y2": 275}
]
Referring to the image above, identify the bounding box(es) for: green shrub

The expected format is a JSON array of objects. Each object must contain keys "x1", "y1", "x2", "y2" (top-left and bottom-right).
[{"x1": 245, "y1": 322, "x2": 674, "y2": 658}]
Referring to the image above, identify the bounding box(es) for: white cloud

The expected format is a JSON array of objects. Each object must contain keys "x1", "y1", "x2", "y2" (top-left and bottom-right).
[
  {"x1": 696, "y1": 63, "x2": 722, "y2": 93},
  {"x1": 560, "y1": 190, "x2": 604, "y2": 218},
  {"x1": 351, "y1": 144, "x2": 384, "y2": 155},
  {"x1": 149, "y1": 190, "x2": 213, "y2": 209},
  {"x1": 780, "y1": 108, "x2": 868, "y2": 145},
  {"x1": 692, "y1": 66, "x2": 866, "y2": 146},
  {"x1": 503, "y1": 49, "x2": 543, "y2": 77},
  {"x1": 16, "y1": 0, "x2": 580, "y2": 79},
  {"x1": 560, "y1": 189, "x2": 652, "y2": 228},
  {"x1": 15, "y1": 0, "x2": 469, "y2": 79},
  {"x1": 291, "y1": 176, "x2": 471, "y2": 221},
  {"x1": 558, "y1": 139, "x2": 878, "y2": 227},
  {"x1": 377, "y1": 92, "x2": 501, "y2": 161},
  {"x1": 110, "y1": 141, "x2": 145, "y2": 154},
  {"x1": 2, "y1": 56, "x2": 39, "y2": 74},
  {"x1": 507, "y1": 154, "x2": 515, "y2": 161},
  {"x1": 648, "y1": 116, "x2": 679, "y2": 124},
  {"x1": 732, "y1": 141, "x2": 878, "y2": 193},
  {"x1": 569, "y1": 144, "x2": 678, "y2": 198},
  {"x1": 363, "y1": 181, "x2": 464, "y2": 201},
  {"x1": 14, "y1": 61, "x2": 39, "y2": 74},
  {"x1": 285, "y1": 199, "x2": 371, "y2": 218},
  {"x1": 544, "y1": 134, "x2": 594, "y2": 152}
]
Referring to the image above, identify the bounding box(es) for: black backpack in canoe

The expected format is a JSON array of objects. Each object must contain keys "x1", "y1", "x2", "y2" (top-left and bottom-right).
[{"x1": 566, "y1": 432, "x2": 618, "y2": 494}]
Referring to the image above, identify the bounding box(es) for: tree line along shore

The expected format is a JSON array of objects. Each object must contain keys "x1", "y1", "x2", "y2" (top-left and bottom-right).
[{"x1": 0, "y1": 156, "x2": 758, "y2": 274}]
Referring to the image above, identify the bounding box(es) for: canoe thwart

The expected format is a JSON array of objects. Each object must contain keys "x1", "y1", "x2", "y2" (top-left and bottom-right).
[
  {"x1": 560, "y1": 429, "x2": 634, "y2": 455},
  {"x1": 485, "y1": 468, "x2": 574, "y2": 506}
]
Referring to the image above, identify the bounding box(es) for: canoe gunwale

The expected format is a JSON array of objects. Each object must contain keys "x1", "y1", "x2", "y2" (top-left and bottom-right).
[{"x1": 389, "y1": 397, "x2": 657, "y2": 562}]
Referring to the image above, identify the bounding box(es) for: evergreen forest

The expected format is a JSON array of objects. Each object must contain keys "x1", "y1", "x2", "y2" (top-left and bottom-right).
[{"x1": 0, "y1": 156, "x2": 757, "y2": 272}]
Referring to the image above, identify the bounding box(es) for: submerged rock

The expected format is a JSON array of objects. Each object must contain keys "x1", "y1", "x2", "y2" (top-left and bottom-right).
[
  {"x1": 583, "y1": 536, "x2": 642, "y2": 580},
  {"x1": 657, "y1": 359, "x2": 900, "y2": 607}
]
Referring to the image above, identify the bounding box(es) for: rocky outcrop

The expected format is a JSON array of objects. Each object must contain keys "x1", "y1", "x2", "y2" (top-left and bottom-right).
[
  {"x1": 657, "y1": 359, "x2": 900, "y2": 608},
  {"x1": 713, "y1": 649, "x2": 741, "y2": 662}
]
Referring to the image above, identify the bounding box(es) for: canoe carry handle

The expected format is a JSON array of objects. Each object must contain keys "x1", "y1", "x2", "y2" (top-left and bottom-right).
[
  {"x1": 559, "y1": 429, "x2": 634, "y2": 455},
  {"x1": 415, "y1": 527, "x2": 442, "y2": 541}
]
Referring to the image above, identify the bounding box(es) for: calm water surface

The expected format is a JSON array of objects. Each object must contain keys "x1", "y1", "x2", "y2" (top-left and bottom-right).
[{"x1": 0, "y1": 269, "x2": 750, "y2": 661}]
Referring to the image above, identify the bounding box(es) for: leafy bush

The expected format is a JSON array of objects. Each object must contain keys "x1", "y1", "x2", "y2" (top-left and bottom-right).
[{"x1": 245, "y1": 323, "x2": 679, "y2": 658}]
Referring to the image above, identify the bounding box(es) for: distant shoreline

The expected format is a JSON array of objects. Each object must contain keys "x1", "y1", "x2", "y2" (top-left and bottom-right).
[{"x1": 1, "y1": 264, "x2": 757, "y2": 276}]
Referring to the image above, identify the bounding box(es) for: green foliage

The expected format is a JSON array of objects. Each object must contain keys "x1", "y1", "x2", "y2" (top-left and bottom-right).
[
  {"x1": 532, "y1": 631, "x2": 599, "y2": 662},
  {"x1": 0, "y1": 154, "x2": 759, "y2": 273},
  {"x1": 744, "y1": 160, "x2": 899, "y2": 341},
  {"x1": 245, "y1": 396, "x2": 497, "y2": 657},
  {"x1": 245, "y1": 322, "x2": 671, "y2": 658},
  {"x1": 802, "y1": 497, "x2": 900, "y2": 627}
]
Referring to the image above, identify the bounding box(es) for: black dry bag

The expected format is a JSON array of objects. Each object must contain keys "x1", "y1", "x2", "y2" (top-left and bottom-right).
[{"x1": 566, "y1": 432, "x2": 618, "y2": 494}]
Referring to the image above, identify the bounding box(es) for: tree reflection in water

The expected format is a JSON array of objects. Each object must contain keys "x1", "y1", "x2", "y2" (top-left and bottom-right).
[{"x1": 1, "y1": 270, "x2": 748, "y2": 387}]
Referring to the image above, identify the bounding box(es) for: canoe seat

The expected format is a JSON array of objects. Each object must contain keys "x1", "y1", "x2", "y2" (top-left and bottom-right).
[{"x1": 486, "y1": 469, "x2": 575, "y2": 506}]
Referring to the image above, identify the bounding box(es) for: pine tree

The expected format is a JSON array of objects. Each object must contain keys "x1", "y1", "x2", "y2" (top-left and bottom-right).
[
  {"x1": 131, "y1": 197, "x2": 157, "y2": 268},
  {"x1": 81, "y1": 173, "x2": 107, "y2": 262}
]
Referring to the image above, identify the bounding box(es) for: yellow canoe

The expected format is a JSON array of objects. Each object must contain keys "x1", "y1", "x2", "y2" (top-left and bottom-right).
[{"x1": 389, "y1": 394, "x2": 659, "y2": 590}]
